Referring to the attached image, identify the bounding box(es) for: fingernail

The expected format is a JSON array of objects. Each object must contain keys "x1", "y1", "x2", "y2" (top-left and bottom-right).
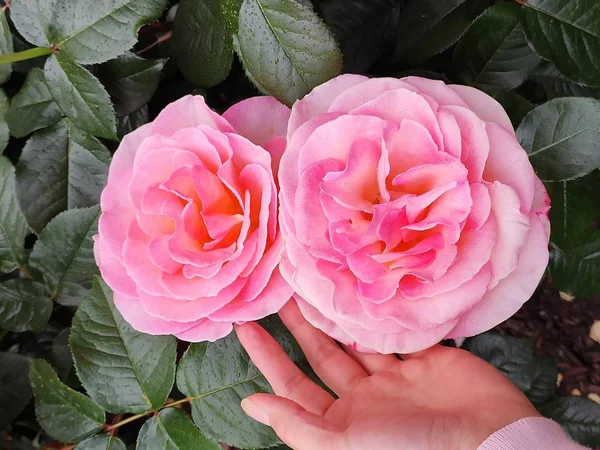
[{"x1": 241, "y1": 398, "x2": 270, "y2": 426}]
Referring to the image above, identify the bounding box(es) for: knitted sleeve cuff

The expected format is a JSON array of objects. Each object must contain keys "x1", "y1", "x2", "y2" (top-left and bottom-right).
[{"x1": 478, "y1": 417, "x2": 589, "y2": 450}]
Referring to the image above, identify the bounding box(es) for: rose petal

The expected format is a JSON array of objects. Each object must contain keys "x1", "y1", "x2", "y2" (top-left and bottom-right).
[
  {"x1": 484, "y1": 122, "x2": 535, "y2": 213},
  {"x1": 113, "y1": 292, "x2": 198, "y2": 335},
  {"x1": 174, "y1": 319, "x2": 234, "y2": 342},
  {"x1": 488, "y1": 182, "x2": 530, "y2": 285},
  {"x1": 94, "y1": 236, "x2": 138, "y2": 298},
  {"x1": 288, "y1": 74, "x2": 368, "y2": 137},
  {"x1": 150, "y1": 95, "x2": 234, "y2": 137},
  {"x1": 449, "y1": 85, "x2": 514, "y2": 133},
  {"x1": 209, "y1": 270, "x2": 293, "y2": 322},
  {"x1": 223, "y1": 96, "x2": 291, "y2": 148},
  {"x1": 448, "y1": 212, "x2": 549, "y2": 337}
]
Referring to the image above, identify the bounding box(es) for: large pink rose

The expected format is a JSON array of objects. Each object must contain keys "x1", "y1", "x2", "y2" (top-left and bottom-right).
[
  {"x1": 95, "y1": 95, "x2": 293, "y2": 341},
  {"x1": 279, "y1": 75, "x2": 550, "y2": 354}
]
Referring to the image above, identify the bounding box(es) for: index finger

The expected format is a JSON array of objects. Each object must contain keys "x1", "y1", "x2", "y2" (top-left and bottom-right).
[
  {"x1": 279, "y1": 300, "x2": 368, "y2": 395},
  {"x1": 236, "y1": 322, "x2": 335, "y2": 415}
]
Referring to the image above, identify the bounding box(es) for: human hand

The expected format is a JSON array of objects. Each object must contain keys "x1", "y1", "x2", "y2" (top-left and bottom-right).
[{"x1": 236, "y1": 300, "x2": 540, "y2": 450}]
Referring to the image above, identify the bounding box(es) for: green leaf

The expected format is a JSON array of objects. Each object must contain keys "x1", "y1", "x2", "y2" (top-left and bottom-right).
[
  {"x1": 45, "y1": 54, "x2": 117, "y2": 140},
  {"x1": 0, "y1": 353, "x2": 32, "y2": 430},
  {"x1": 117, "y1": 105, "x2": 149, "y2": 139},
  {"x1": 100, "y1": 53, "x2": 167, "y2": 116},
  {"x1": 15, "y1": 119, "x2": 110, "y2": 233},
  {"x1": 70, "y1": 278, "x2": 177, "y2": 414},
  {"x1": 527, "y1": 356, "x2": 558, "y2": 408},
  {"x1": 29, "y1": 359, "x2": 105, "y2": 443},
  {"x1": 0, "y1": 156, "x2": 28, "y2": 273},
  {"x1": 547, "y1": 173, "x2": 600, "y2": 250},
  {"x1": 453, "y1": 3, "x2": 541, "y2": 92},
  {"x1": 492, "y1": 91, "x2": 534, "y2": 129},
  {"x1": 531, "y1": 63, "x2": 598, "y2": 98},
  {"x1": 176, "y1": 335, "x2": 277, "y2": 448},
  {"x1": 549, "y1": 243, "x2": 600, "y2": 297},
  {"x1": 521, "y1": 0, "x2": 600, "y2": 89},
  {"x1": 234, "y1": 0, "x2": 342, "y2": 106},
  {"x1": 52, "y1": 328, "x2": 75, "y2": 383},
  {"x1": 75, "y1": 434, "x2": 126, "y2": 450},
  {"x1": 172, "y1": 0, "x2": 242, "y2": 88},
  {"x1": 320, "y1": 0, "x2": 402, "y2": 73},
  {"x1": 30, "y1": 206, "x2": 100, "y2": 306},
  {"x1": 517, "y1": 97, "x2": 600, "y2": 181},
  {"x1": 137, "y1": 408, "x2": 221, "y2": 450},
  {"x1": 0, "y1": 9, "x2": 13, "y2": 85},
  {"x1": 0, "y1": 89, "x2": 7, "y2": 154},
  {"x1": 5, "y1": 68, "x2": 63, "y2": 138},
  {"x1": 0, "y1": 279, "x2": 52, "y2": 333},
  {"x1": 541, "y1": 396, "x2": 600, "y2": 446},
  {"x1": 391, "y1": 0, "x2": 488, "y2": 64},
  {"x1": 466, "y1": 333, "x2": 536, "y2": 392},
  {"x1": 11, "y1": 0, "x2": 169, "y2": 65}
]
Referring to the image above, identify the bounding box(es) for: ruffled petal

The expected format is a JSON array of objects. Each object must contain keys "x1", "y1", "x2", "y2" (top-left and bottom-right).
[
  {"x1": 223, "y1": 96, "x2": 291, "y2": 148},
  {"x1": 150, "y1": 95, "x2": 234, "y2": 136},
  {"x1": 288, "y1": 74, "x2": 368, "y2": 136},
  {"x1": 449, "y1": 85, "x2": 514, "y2": 133},
  {"x1": 448, "y1": 212, "x2": 549, "y2": 337},
  {"x1": 484, "y1": 123, "x2": 535, "y2": 213}
]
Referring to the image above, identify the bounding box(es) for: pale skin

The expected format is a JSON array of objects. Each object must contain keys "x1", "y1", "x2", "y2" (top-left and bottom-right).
[{"x1": 236, "y1": 301, "x2": 540, "y2": 450}]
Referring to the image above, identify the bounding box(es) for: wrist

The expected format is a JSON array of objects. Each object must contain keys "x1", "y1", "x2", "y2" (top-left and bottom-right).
[{"x1": 462, "y1": 405, "x2": 540, "y2": 449}]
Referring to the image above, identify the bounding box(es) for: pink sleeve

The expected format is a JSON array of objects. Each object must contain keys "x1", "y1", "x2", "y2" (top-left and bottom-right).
[{"x1": 478, "y1": 417, "x2": 589, "y2": 450}]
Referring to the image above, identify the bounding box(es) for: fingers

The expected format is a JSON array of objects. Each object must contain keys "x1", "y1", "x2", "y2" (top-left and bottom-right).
[
  {"x1": 279, "y1": 300, "x2": 367, "y2": 395},
  {"x1": 343, "y1": 346, "x2": 400, "y2": 375},
  {"x1": 236, "y1": 322, "x2": 334, "y2": 415},
  {"x1": 241, "y1": 394, "x2": 343, "y2": 450}
]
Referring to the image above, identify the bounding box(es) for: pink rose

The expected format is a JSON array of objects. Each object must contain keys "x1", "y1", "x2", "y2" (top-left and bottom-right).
[
  {"x1": 279, "y1": 75, "x2": 550, "y2": 354},
  {"x1": 94, "y1": 95, "x2": 293, "y2": 341}
]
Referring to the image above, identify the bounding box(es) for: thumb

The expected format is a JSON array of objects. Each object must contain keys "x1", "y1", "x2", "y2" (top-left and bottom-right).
[{"x1": 241, "y1": 394, "x2": 343, "y2": 450}]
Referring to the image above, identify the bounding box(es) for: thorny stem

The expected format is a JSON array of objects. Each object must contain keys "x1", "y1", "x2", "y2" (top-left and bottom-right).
[
  {"x1": 104, "y1": 397, "x2": 192, "y2": 432},
  {"x1": 106, "y1": 374, "x2": 262, "y2": 431},
  {"x1": 136, "y1": 31, "x2": 173, "y2": 55},
  {"x1": 513, "y1": 0, "x2": 528, "y2": 5}
]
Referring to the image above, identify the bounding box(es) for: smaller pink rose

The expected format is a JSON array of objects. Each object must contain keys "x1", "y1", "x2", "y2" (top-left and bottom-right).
[{"x1": 95, "y1": 95, "x2": 293, "y2": 341}]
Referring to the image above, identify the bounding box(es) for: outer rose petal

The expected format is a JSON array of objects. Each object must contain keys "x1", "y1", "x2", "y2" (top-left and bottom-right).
[
  {"x1": 94, "y1": 236, "x2": 138, "y2": 298},
  {"x1": 295, "y1": 295, "x2": 458, "y2": 354},
  {"x1": 150, "y1": 95, "x2": 234, "y2": 137},
  {"x1": 108, "y1": 123, "x2": 152, "y2": 178},
  {"x1": 402, "y1": 77, "x2": 468, "y2": 108},
  {"x1": 288, "y1": 74, "x2": 368, "y2": 136},
  {"x1": 449, "y1": 85, "x2": 514, "y2": 133},
  {"x1": 113, "y1": 292, "x2": 199, "y2": 335},
  {"x1": 484, "y1": 123, "x2": 535, "y2": 213},
  {"x1": 533, "y1": 177, "x2": 551, "y2": 238},
  {"x1": 448, "y1": 213, "x2": 549, "y2": 338},
  {"x1": 223, "y1": 96, "x2": 291, "y2": 148},
  {"x1": 209, "y1": 270, "x2": 293, "y2": 322},
  {"x1": 173, "y1": 320, "x2": 233, "y2": 343}
]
